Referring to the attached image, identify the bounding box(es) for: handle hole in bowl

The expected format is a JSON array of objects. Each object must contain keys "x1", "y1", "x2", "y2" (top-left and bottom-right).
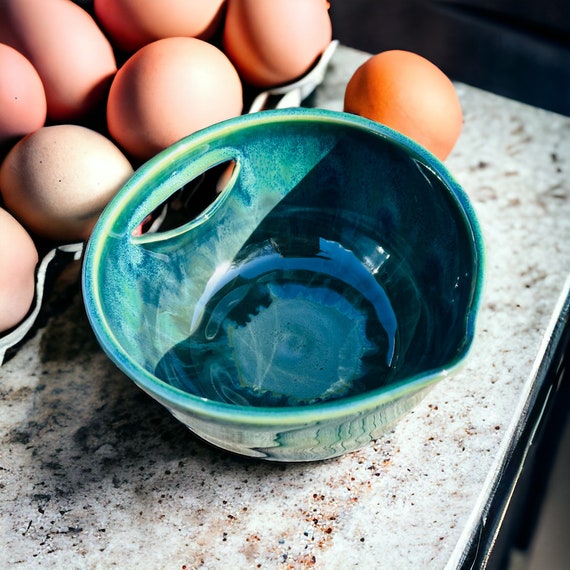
[{"x1": 133, "y1": 160, "x2": 237, "y2": 237}]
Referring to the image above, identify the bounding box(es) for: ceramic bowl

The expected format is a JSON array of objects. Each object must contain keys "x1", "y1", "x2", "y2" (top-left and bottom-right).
[{"x1": 82, "y1": 108, "x2": 484, "y2": 462}]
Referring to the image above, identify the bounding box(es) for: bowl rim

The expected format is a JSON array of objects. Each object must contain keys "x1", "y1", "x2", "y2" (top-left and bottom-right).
[{"x1": 82, "y1": 107, "x2": 485, "y2": 426}]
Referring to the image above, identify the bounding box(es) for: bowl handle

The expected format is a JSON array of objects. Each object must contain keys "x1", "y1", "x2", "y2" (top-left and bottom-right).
[{"x1": 120, "y1": 144, "x2": 243, "y2": 240}]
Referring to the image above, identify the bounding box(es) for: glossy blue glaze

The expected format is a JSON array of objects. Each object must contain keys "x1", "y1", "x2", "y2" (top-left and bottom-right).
[{"x1": 82, "y1": 108, "x2": 484, "y2": 461}]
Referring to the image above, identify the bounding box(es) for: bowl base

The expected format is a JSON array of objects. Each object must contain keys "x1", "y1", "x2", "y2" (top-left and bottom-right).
[{"x1": 155, "y1": 221, "x2": 413, "y2": 407}]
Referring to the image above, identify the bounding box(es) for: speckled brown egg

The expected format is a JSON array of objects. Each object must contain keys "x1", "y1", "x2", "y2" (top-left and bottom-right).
[
  {"x1": 0, "y1": 43, "x2": 46, "y2": 144},
  {"x1": 0, "y1": 0, "x2": 117, "y2": 121},
  {"x1": 0, "y1": 124, "x2": 134, "y2": 242}
]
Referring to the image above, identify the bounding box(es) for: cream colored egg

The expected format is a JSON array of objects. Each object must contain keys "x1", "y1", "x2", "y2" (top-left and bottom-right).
[
  {"x1": 0, "y1": 207, "x2": 38, "y2": 333},
  {"x1": 0, "y1": 125, "x2": 134, "y2": 242}
]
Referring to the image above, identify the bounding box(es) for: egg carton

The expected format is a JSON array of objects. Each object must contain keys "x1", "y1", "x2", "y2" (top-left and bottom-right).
[
  {"x1": 0, "y1": 241, "x2": 83, "y2": 365},
  {"x1": 0, "y1": 40, "x2": 339, "y2": 366}
]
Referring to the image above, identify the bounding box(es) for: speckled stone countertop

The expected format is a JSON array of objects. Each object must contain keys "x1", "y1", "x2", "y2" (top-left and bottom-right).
[{"x1": 1, "y1": 46, "x2": 569, "y2": 569}]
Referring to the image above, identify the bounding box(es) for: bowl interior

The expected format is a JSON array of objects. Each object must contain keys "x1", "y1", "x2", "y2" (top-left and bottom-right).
[{"x1": 83, "y1": 109, "x2": 483, "y2": 410}]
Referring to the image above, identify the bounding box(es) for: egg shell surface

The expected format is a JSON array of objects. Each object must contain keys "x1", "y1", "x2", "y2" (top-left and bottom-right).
[
  {"x1": 343, "y1": 50, "x2": 463, "y2": 161},
  {"x1": 0, "y1": 125, "x2": 134, "y2": 241},
  {"x1": 107, "y1": 37, "x2": 243, "y2": 161},
  {"x1": 0, "y1": 43, "x2": 47, "y2": 144},
  {"x1": 223, "y1": 0, "x2": 332, "y2": 88},
  {"x1": 0, "y1": 0, "x2": 117, "y2": 121},
  {"x1": 94, "y1": 0, "x2": 226, "y2": 53},
  {"x1": 0, "y1": 207, "x2": 38, "y2": 333}
]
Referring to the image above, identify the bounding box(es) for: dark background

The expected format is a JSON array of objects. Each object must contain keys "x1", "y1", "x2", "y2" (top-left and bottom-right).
[{"x1": 329, "y1": 0, "x2": 570, "y2": 116}]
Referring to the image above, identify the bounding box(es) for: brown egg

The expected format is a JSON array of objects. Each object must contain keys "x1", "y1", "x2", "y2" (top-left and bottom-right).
[
  {"x1": 0, "y1": 125, "x2": 134, "y2": 242},
  {"x1": 0, "y1": 43, "x2": 46, "y2": 144},
  {"x1": 107, "y1": 37, "x2": 243, "y2": 161},
  {"x1": 0, "y1": 207, "x2": 38, "y2": 333},
  {"x1": 344, "y1": 50, "x2": 463, "y2": 161},
  {"x1": 94, "y1": 0, "x2": 226, "y2": 53},
  {"x1": 223, "y1": 0, "x2": 332, "y2": 88},
  {"x1": 0, "y1": 0, "x2": 117, "y2": 121}
]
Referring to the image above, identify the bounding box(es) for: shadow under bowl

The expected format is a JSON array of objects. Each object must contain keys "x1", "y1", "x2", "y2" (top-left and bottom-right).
[{"x1": 82, "y1": 108, "x2": 484, "y2": 461}]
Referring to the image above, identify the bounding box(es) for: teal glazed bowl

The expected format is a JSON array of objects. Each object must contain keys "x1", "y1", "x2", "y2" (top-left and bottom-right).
[{"x1": 82, "y1": 108, "x2": 484, "y2": 462}]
